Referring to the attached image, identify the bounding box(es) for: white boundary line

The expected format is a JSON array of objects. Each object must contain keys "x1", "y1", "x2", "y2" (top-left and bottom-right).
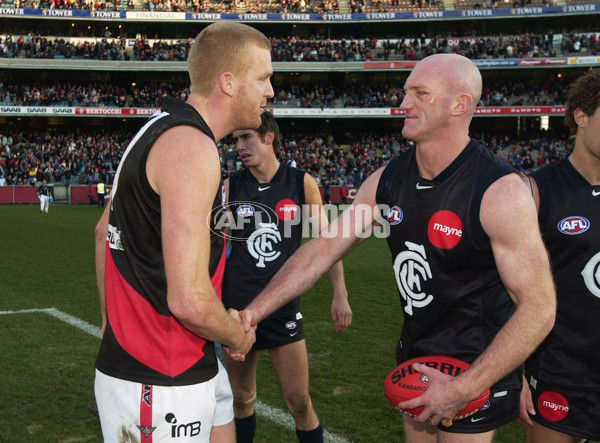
[{"x1": 0, "y1": 307, "x2": 351, "y2": 443}]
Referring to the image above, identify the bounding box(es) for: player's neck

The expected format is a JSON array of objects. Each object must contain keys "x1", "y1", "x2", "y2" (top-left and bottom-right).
[
  {"x1": 569, "y1": 145, "x2": 600, "y2": 186},
  {"x1": 415, "y1": 135, "x2": 471, "y2": 180},
  {"x1": 249, "y1": 155, "x2": 280, "y2": 184}
]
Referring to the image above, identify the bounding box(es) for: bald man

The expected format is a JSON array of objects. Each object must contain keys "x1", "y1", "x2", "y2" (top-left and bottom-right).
[{"x1": 240, "y1": 54, "x2": 556, "y2": 442}]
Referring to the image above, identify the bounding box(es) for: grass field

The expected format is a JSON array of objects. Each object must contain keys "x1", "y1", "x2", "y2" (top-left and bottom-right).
[{"x1": 0, "y1": 204, "x2": 527, "y2": 442}]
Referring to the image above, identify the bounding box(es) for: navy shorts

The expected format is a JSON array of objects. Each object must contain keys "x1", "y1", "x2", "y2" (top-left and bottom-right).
[
  {"x1": 254, "y1": 312, "x2": 305, "y2": 351},
  {"x1": 526, "y1": 371, "x2": 600, "y2": 440},
  {"x1": 440, "y1": 388, "x2": 520, "y2": 434}
]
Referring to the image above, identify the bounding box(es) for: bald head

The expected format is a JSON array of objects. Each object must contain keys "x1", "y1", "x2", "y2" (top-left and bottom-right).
[{"x1": 414, "y1": 54, "x2": 482, "y2": 113}]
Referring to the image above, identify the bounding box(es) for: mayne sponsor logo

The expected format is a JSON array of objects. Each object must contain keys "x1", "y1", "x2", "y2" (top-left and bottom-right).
[
  {"x1": 1, "y1": 106, "x2": 20, "y2": 113},
  {"x1": 433, "y1": 223, "x2": 462, "y2": 237},
  {"x1": 537, "y1": 391, "x2": 569, "y2": 422},
  {"x1": 557, "y1": 216, "x2": 589, "y2": 235},
  {"x1": 428, "y1": 210, "x2": 462, "y2": 250}
]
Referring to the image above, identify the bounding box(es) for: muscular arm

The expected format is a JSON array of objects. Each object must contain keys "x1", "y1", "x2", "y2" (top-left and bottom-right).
[
  {"x1": 400, "y1": 172, "x2": 556, "y2": 425},
  {"x1": 147, "y1": 126, "x2": 254, "y2": 356},
  {"x1": 242, "y1": 168, "x2": 385, "y2": 329},
  {"x1": 95, "y1": 204, "x2": 110, "y2": 336},
  {"x1": 303, "y1": 173, "x2": 352, "y2": 332}
]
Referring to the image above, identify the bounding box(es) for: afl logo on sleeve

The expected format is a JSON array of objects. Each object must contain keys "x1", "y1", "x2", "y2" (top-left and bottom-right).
[
  {"x1": 557, "y1": 216, "x2": 590, "y2": 235},
  {"x1": 427, "y1": 210, "x2": 462, "y2": 249},
  {"x1": 393, "y1": 241, "x2": 434, "y2": 316}
]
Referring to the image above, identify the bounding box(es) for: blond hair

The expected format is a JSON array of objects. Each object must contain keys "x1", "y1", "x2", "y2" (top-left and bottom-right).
[{"x1": 187, "y1": 23, "x2": 271, "y2": 97}]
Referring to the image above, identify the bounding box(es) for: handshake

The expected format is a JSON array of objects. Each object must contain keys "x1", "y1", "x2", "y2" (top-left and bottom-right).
[{"x1": 222, "y1": 307, "x2": 263, "y2": 361}]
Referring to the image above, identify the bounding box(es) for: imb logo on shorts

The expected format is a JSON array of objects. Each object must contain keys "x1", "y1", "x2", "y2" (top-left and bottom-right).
[{"x1": 165, "y1": 413, "x2": 201, "y2": 438}]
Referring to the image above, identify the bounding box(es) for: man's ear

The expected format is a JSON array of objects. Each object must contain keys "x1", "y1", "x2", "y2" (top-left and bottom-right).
[
  {"x1": 451, "y1": 93, "x2": 473, "y2": 116},
  {"x1": 265, "y1": 131, "x2": 274, "y2": 145},
  {"x1": 219, "y1": 72, "x2": 235, "y2": 97},
  {"x1": 573, "y1": 108, "x2": 588, "y2": 128}
]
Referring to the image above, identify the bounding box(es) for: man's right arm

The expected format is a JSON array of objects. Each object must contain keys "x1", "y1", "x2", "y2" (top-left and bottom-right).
[
  {"x1": 242, "y1": 167, "x2": 385, "y2": 329},
  {"x1": 147, "y1": 126, "x2": 254, "y2": 356}
]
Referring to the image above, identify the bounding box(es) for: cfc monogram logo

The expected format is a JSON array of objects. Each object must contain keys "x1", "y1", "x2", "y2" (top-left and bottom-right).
[
  {"x1": 393, "y1": 241, "x2": 434, "y2": 315},
  {"x1": 582, "y1": 251, "x2": 600, "y2": 298},
  {"x1": 247, "y1": 222, "x2": 282, "y2": 268}
]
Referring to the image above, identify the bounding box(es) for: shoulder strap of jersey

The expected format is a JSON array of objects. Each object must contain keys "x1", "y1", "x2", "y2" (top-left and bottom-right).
[
  {"x1": 294, "y1": 167, "x2": 306, "y2": 205},
  {"x1": 375, "y1": 155, "x2": 402, "y2": 206}
]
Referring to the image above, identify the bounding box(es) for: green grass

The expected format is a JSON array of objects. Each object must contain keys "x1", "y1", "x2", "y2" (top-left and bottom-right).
[{"x1": 0, "y1": 204, "x2": 527, "y2": 442}]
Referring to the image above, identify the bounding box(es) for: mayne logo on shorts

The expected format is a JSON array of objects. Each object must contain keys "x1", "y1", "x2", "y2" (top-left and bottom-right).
[
  {"x1": 557, "y1": 216, "x2": 589, "y2": 235},
  {"x1": 427, "y1": 210, "x2": 462, "y2": 249},
  {"x1": 537, "y1": 391, "x2": 569, "y2": 422}
]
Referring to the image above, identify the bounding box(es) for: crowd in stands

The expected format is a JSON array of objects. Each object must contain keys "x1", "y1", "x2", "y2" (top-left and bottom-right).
[
  {"x1": 0, "y1": 76, "x2": 570, "y2": 109},
  {"x1": 0, "y1": 127, "x2": 573, "y2": 189},
  {"x1": 1, "y1": 31, "x2": 597, "y2": 62}
]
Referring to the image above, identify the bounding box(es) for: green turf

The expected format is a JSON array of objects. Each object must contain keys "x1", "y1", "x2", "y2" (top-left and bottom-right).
[{"x1": 0, "y1": 204, "x2": 530, "y2": 442}]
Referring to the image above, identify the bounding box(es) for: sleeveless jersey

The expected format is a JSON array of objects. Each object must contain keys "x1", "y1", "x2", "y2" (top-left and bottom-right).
[
  {"x1": 96, "y1": 97, "x2": 226, "y2": 386},
  {"x1": 222, "y1": 164, "x2": 306, "y2": 316},
  {"x1": 525, "y1": 159, "x2": 600, "y2": 391},
  {"x1": 376, "y1": 140, "x2": 521, "y2": 391}
]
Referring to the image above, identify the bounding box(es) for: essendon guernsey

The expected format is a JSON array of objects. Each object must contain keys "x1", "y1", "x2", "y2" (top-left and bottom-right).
[
  {"x1": 96, "y1": 97, "x2": 226, "y2": 386},
  {"x1": 375, "y1": 140, "x2": 521, "y2": 391}
]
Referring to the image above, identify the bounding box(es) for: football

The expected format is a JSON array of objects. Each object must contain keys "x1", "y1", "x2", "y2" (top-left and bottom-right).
[{"x1": 383, "y1": 355, "x2": 490, "y2": 421}]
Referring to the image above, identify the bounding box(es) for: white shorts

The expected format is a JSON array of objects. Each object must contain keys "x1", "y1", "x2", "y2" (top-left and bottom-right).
[{"x1": 94, "y1": 359, "x2": 233, "y2": 442}]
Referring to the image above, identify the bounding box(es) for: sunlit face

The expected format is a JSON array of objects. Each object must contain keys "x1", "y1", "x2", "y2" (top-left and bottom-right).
[
  {"x1": 234, "y1": 46, "x2": 274, "y2": 130},
  {"x1": 399, "y1": 63, "x2": 452, "y2": 143},
  {"x1": 231, "y1": 129, "x2": 271, "y2": 168}
]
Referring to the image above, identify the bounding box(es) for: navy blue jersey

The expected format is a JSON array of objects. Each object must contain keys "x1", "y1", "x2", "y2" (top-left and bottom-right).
[
  {"x1": 526, "y1": 159, "x2": 600, "y2": 391},
  {"x1": 222, "y1": 164, "x2": 306, "y2": 316},
  {"x1": 376, "y1": 140, "x2": 521, "y2": 391},
  {"x1": 37, "y1": 185, "x2": 49, "y2": 196},
  {"x1": 96, "y1": 97, "x2": 226, "y2": 386}
]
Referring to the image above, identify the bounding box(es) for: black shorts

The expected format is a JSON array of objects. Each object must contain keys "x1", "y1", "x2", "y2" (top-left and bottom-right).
[
  {"x1": 526, "y1": 371, "x2": 600, "y2": 440},
  {"x1": 440, "y1": 388, "x2": 520, "y2": 434},
  {"x1": 254, "y1": 312, "x2": 305, "y2": 351}
]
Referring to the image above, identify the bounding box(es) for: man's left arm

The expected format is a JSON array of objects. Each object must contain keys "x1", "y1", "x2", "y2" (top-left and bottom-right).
[
  {"x1": 397, "y1": 172, "x2": 556, "y2": 426},
  {"x1": 303, "y1": 173, "x2": 352, "y2": 333}
]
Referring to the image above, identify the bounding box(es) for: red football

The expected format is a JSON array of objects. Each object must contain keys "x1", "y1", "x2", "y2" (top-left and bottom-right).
[{"x1": 383, "y1": 355, "x2": 490, "y2": 421}]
